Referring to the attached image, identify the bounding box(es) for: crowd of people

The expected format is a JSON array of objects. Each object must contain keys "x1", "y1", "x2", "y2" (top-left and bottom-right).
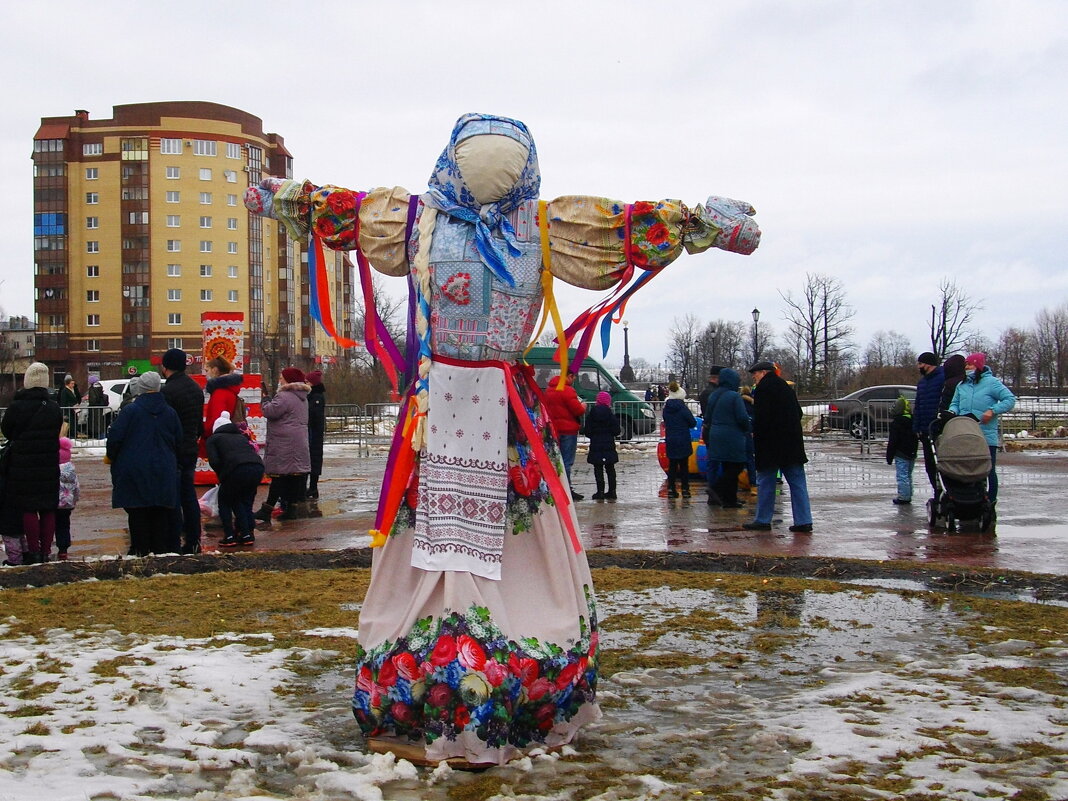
[{"x1": 0, "y1": 349, "x2": 328, "y2": 565}]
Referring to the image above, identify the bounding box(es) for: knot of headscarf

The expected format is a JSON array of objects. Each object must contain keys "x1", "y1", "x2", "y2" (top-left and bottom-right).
[{"x1": 423, "y1": 114, "x2": 541, "y2": 288}]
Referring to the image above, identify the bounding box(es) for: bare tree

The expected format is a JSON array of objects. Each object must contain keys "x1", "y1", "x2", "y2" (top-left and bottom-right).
[
  {"x1": 351, "y1": 274, "x2": 407, "y2": 370},
  {"x1": 928, "y1": 278, "x2": 983, "y2": 358},
  {"x1": 667, "y1": 314, "x2": 703, "y2": 390},
  {"x1": 780, "y1": 273, "x2": 855, "y2": 392},
  {"x1": 693, "y1": 319, "x2": 747, "y2": 375},
  {"x1": 1032, "y1": 303, "x2": 1068, "y2": 388},
  {"x1": 992, "y1": 327, "x2": 1032, "y2": 390},
  {"x1": 863, "y1": 330, "x2": 914, "y2": 370}
]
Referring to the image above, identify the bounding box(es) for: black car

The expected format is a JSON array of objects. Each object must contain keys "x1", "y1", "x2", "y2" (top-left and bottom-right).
[{"x1": 825, "y1": 384, "x2": 917, "y2": 439}]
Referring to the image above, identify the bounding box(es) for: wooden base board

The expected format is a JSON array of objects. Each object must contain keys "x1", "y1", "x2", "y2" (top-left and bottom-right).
[{"x1": 366, "y1": 737, "x2": 496, "y2": 770}]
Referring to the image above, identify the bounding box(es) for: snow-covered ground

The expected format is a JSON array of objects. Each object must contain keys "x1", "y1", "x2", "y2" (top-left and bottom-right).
[{"x1": 1, "y1": 582, "x2": 1065, "y2": 800}]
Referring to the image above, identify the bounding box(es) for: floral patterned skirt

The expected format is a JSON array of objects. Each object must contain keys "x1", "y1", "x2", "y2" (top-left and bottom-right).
[{"x1": 352, "y1": 497, "x2": 601, "y2": 765}]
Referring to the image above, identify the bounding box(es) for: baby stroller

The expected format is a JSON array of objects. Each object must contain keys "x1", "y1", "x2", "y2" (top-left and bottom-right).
[{"x1": 927, "y1": 414, "x2": 995, "y2": 533}]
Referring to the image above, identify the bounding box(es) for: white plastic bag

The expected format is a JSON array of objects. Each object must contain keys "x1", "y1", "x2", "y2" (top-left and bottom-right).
[{"x1": 199, "y1": 485, "x2": 220, "y2": 520}]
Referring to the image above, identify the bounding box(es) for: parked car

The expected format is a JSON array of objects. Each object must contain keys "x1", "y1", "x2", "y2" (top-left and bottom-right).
[
  {"x1": 77, "y1": 377, "x2": 164, "y2": 437},
  {"x1": 825, "y1": 384, "x2": 917, "y2": 439},
  {"x1": 526, "y1": 347, "x2": 656, "y2": 440}
]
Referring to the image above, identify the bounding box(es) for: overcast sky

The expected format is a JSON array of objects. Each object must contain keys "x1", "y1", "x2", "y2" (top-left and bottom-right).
[{"x1": 1, "y1": 0, "x2": 1065, "y2": 369}]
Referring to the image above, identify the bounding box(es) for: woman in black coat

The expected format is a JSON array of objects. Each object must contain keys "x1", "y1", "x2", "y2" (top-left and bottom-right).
[
  {"x1": 583, "y1": 391, "x2": 620, "y2": 500},
  {"x1": 1, "y1": 362, "x2": 63, "y2": 563}
]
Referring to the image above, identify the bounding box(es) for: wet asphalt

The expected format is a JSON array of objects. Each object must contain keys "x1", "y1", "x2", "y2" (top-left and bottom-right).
[{"x1": 53, "y1": 438, "x2": 1068, "y2": 577}]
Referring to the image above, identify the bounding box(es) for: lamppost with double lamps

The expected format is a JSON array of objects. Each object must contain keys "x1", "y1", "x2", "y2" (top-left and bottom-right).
[
  {"x1": 751, "y1": 307, "x2": 761, "y2": 364},
  {"x1": 619, "y1": 319, "x2": 635, "y2": 383}
]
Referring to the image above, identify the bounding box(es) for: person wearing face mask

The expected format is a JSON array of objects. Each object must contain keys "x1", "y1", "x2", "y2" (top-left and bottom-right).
[
  {"x1": 948, "y1": 352, "x2": 1016, "y2": 506},
  {"x1": 912, "y1": 352, "x2": 945, "y2": 498}
]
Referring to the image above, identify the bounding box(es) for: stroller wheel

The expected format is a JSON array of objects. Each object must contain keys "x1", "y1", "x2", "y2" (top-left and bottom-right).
[{"x1": 926, "y1": 498, "x2": 937, "y2": 527}]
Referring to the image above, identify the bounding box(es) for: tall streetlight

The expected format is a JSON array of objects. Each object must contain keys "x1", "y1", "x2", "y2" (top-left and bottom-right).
[
  {"x1": 619, "y1": 319, "x2": 635, "y2": 383},
  {"x1": 751, "y1": 308, "x2": 761, "y2": 364},
  {"x1": 709, "y1": 325, "x2": 718, "y2": 368}
]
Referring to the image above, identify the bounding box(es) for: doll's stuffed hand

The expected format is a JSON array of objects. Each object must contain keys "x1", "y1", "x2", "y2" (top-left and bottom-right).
[{"x1": 684, "y1": 196, "x2": 761, "y2": 256}]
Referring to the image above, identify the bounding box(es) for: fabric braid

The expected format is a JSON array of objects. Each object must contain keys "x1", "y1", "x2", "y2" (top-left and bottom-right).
[{"x1": 410, "y1": 206, "x2": 438, "y2": 451}]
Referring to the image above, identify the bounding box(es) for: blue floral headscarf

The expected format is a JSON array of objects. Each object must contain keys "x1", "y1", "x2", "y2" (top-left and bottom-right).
[{"x1": 423, "y1": 113, "x2": 541, "y2": 287}]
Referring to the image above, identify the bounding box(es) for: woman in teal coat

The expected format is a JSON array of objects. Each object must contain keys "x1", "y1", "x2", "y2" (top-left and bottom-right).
[
  {"x1": 948, "y1": 352, "x2": 1016, "y2": 504},
  {"x1": 704, "y1": 367, "x2": 751, "y2": 508}
]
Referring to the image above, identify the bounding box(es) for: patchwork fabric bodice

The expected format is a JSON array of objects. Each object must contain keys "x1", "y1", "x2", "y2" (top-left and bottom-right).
[{"x1": 423, "y1": 200, "x2": 543, "y2": 363}]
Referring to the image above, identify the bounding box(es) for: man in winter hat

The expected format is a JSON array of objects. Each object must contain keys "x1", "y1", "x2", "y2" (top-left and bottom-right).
[
  {"x1": 160, "y1": 349, "x2": 205, "y2": 554},
  {"x1": 913, "y1": 351, "x2": 945, "y2": 499}
]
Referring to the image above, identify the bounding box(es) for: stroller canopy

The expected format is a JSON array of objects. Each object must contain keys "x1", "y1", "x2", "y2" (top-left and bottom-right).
[{"x1": 936, "y1": 415, "x2": 992, "y2": 483}]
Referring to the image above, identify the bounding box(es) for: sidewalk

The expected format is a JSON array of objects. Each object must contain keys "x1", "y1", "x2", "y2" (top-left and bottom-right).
[{"x1": 46, "y1": 439, "x2": 1068, "y2": 576}]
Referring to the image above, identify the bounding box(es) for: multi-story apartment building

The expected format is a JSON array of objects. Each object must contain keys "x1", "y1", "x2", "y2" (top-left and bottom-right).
[{"x1": 32, "y1": 102, "x2": 356, "y2": 386}]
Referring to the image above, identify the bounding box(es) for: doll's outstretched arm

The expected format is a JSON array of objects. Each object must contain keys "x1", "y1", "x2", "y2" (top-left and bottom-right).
[{"x1": 245, "y1": 178, "x2": 414, "y2": 276}]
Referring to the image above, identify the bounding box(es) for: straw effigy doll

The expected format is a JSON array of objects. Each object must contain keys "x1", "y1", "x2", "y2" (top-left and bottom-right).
[{"x1": 245, "y1": 113, "x2": 760, "y2": 766}]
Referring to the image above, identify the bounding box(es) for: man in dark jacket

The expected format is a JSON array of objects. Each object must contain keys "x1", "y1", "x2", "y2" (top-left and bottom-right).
[
  {"x1": 160, "y1": 348, "x2": 205, "y2": 554},
  {"x1": 743, "y1": 361, "x2": 813, "y2": 533},
  {"x1": 912, "y1": 352, "x2": 945, "y2": 498},
  {"x1": 305, "y1": 370, "x2": 327, "y2": 499}
]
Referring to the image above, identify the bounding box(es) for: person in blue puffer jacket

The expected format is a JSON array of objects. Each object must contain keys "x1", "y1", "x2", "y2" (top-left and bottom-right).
[
  {"x1": 948, "y1": 352, "x2": 1016, "y2": 505},
  {"x1": 912, "y1": 352, "x2": 945, "y2": 497}
]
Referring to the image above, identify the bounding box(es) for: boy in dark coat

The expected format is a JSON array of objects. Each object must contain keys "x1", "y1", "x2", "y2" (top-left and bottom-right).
[
  {"x1": 662, "y1": 382, "x2": 697, "y2": 498},
  {"x1": 206, "y1": 411, "x2": 265, "y2": 546},
  {"x1": 886, "y1": 395, "x2": 919, "y2": 505}
]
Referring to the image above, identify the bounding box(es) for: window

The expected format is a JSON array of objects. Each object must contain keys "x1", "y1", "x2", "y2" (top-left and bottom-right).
[
  {"x1": 193, "y1": 140, "x2": 216, "y2": 156},
  {"x1": 86, "y1": 241, "x2": 99, "y2": 253},
  {"x1": 228, "y1": 289, "x2": 239, "y2": 302},
  {"x1": 85, "y1": 192, "x2": 98, "y2": 204},
  {"x1": 167, "y1": 337, "x2": 183, "y2": 349},
  {"x1": 200, "y1": 264, "x2": 212, "y2": 277},
  {"x1": 166, "y1": 191, "x2": 180, "y2": 203},
  {"x1": 167, "y1": 215, "x2": 181, "y2": 227},
  {"x1": 160, "y1": 138, "x2": 182, "y2": 154},
  {"x1": 121, "y1": 187, "x2": 146, "y2": 200},
  {"x1": 33, "y1": 138, "x2": 64, "y2": 152},
  {"x1": 86, "y1": 339, "x2": 100, "y2": 352},
  {"x1": 201, "y1": 289, "x2": 213, "y2": 301},
  {"x1": 82, "y1": 143, "x2": 103, "y2": 156},
  {"x1": 86, "y1": 290, "x2": 99, "y2": 302},
  {"x1": 166, "y1": 166, "x2": 180, "y2": 179},
  {"x1": 121, "y1": 138, "x2": 148, "y2": 160},
  {"x1": 227, "y1": 194, "x2": 238, "y2": 206},
  {"x1": 86, "y1": 314, "x2": 100, "y2": 326},
  {"x1": 168, "y1": 313, "x2": 182, "y2": 326},
  {"x1": 85, "y1": 167, "x2": 98, "y2": 180},
  {"x1": 227, "y1": 265, "x2": 238, "y2": 278},
  {"x1": 224, "y1": 170, "x2": 237, "y2": 183},
  {"x1": 86, "y1": 265, "x2": 99, "y2": 277},
  {"x1": 167, "y1": 264, "x2": 181, "y2": 276},
  {"x1": 167, "y1": 240, "x2": 181, "y2": 252},
  {"x1": 47, "y1": 314, "x2": 66, "y2": 326},
  {"x1": 127, "y1": 211, "x2": 149, "y2": 224},
  {"x1": 227, "y1": 217, "x2": 238, "y2": 230},
  {"x1": 86, "y1": 216, "x2": 98, "y2": 229},
  {"x1": 227, "y1": 242, "x2": 238, "y2": 254},
  {"x1": 226, "y1": 142, "x2": 242, "y2": 159},
  {"x1": 199, "y1": 192, "x2": 212, "y2": 204},
  {"x1": 200, "y1": 241, "x2": 213, "y2": 253},
  {"x1": 168, "y1": 289, "x2": 182, "y2": 301},
  {"x1": 199, "y1": 216, "x2": 212, "y2": 228},
  {"x1": 199, "y1": 168, "x2": 212, "y2": 181}
]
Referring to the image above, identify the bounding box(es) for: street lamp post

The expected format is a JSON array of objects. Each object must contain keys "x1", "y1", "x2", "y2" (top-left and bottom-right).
[
  {"x1": 751, "y1": 308, "x2": 761, "y2": 364},
  {"x1": 709, "y1": 325, "x2": 718, "y2": 368},
  {"x1": 619, "y1": 319, "x2": 635, "y2": 383}
]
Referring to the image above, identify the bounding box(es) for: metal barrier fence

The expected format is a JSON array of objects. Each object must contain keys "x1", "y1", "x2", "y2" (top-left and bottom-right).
[{"x1": 4, "y1": 395, "x2": 1067, "y2": 450}]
